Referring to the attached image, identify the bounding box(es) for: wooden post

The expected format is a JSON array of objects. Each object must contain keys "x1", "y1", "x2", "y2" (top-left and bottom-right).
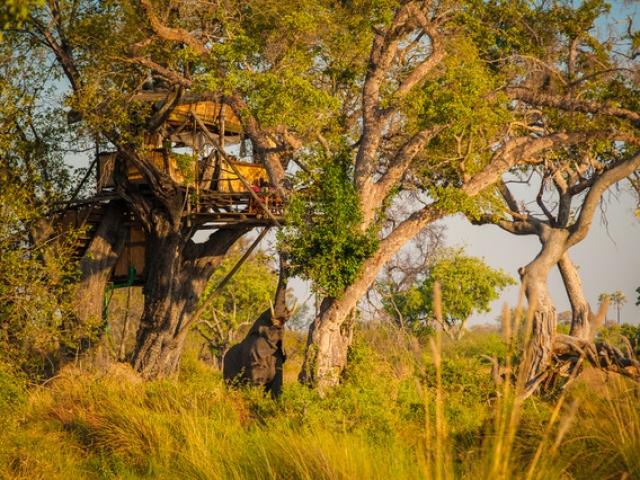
[{"x1": 191, "y1": 112, "x2": 282, "y2": 227}]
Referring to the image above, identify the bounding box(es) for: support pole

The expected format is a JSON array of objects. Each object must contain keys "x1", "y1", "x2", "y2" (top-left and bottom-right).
[
  {"x1": 188, "y1": 226, "x2": 271, "y2": 327},
  {"x1": 191, "y1": 112, "x2": 282, "y2": 227}
]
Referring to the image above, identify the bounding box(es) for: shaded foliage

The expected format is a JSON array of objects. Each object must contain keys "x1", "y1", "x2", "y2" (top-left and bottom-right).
[{"x1": 0, "y1": 167, "x2": 86, "y2": 379}]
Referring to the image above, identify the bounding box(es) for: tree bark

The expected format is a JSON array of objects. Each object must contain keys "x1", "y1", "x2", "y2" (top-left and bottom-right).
[
  {"x1": 73, "y1": 201, "x2": 128, "y2": 337},
  {"x1": 557, "y1": 252, "x2": 596, "y2": 341},
  {"x1": 130, "y1": 225, "x2": 248, "y2": 379},
  {"x1": 518, "y1": 227, "x2": 568, "y2": 388},
  {"x1": 299, "y1": 298, "x2": 354, "y2": 392}
]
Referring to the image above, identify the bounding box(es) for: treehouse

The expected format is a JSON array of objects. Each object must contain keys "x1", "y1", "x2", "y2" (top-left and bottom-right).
[
  {"x1": 53, "y1": 93, "x2": 285, "y2": 286},
  {"x1": 98, "y1": 94, "x2": 245, "y2": 192}
]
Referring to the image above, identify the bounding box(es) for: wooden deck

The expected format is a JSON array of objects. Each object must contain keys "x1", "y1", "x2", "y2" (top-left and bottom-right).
[{"x1": 54, "y1": 186, "x2": 284, "y2": 277}]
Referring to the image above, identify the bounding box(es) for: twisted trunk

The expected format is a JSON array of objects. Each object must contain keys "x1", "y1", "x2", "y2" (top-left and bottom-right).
[{"x1": 518, "y1": 227, "x2": 568, "y2": 388}]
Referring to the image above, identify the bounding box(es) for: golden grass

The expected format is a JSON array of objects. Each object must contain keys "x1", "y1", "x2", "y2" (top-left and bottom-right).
[{"x1": 1, "y1": 322, "x2": 640, "y2": 479}]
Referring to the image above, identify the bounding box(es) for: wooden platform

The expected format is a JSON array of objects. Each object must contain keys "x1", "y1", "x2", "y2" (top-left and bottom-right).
[{"x1": 53, "y1": 186, "x2": 283, "y2": 285}]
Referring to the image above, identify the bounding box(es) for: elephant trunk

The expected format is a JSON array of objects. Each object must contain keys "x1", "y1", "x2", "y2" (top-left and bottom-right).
[{"x1": 273, "y1": 256, "x2": 288, "y2": 317}]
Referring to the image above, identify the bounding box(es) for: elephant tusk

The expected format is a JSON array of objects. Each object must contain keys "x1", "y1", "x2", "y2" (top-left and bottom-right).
[
  {"x1": 289, "y1": 301, "x2": 298, "y2": 318},
  {"x1": 269, "y1": 299, "x2": 275, "y2": 317}
]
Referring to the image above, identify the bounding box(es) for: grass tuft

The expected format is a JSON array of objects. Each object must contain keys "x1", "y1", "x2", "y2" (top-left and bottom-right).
[{"x1": 1, "y1": 322, "x2": 640, "y2": 479}]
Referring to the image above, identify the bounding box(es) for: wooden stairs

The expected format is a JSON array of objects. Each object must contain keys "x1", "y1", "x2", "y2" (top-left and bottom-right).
[{"x1": 54, "y1": 202, "x2": 109, "y2": 259}]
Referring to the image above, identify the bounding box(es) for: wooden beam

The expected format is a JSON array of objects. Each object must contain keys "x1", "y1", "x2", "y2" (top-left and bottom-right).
[
  {"x1": 188, "y1": 226, "x2": 271, "y2": 328},
  {"x1": 191, "y1": 112, "x2": 282, "y2": 227}
]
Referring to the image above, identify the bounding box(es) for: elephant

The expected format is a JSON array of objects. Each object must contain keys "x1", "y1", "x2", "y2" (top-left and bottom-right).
[{"x1": 223, "y1": 263, "x2": 297, "y2": 398}]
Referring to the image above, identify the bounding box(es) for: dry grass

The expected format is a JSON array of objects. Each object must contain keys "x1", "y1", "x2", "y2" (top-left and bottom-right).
[{"x1": 1, "y1": 321, "x2": 640, "y2": 479}]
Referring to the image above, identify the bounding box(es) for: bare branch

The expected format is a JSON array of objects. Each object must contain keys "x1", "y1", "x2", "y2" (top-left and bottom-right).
[
  {"x1": 505, "y1": 87, "x2": 640, "y2": 127},
  {"x1": 498, "y1": 179, "x2": 520, "y2": 214},
  {"x1": 138, "y1": 0, "x2": 209, "y2": 56},
  {"x1": 374, "y1": 125, "x2": 446, "y2": 200},
  {"x1": 568, "y1": 150, "x2": 640, "y2": 247},
  {"x1": 393, "y1": 5, "x2": 447, "y2": 99},
  {"x1": 536, "y1": 175, "x2": 556, "y2": 224},
  {"x1": 126, "y1": 56, "x2": 194, "y2": 88},
  {"x1": 28, "y1": 18, "x2": 81, "y2": 92}
]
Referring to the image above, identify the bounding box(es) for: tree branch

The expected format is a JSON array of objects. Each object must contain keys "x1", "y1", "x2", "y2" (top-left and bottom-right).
[
  {"x1": 137, "y1": 0, "x2": 209, "y2": 56},
  {"x1": 393, "y1": 5, "x2": 447, "y2": 99},
  {"x1": 505, "y1": 87, "x2": 640, "y2": 127},
  {"x1": 568, "y1": 150, "x2": 640, "y2": 247},
  {"x1": 28, "y1": 18, "x2": 81, "y2": 93},
  {"x1": 462, "y1": 130, "x2": 628, "y2": 197},
  {"x1": 536, "y1": 175, "x2": 556, "y2": 224},
  {"x1": 497, "y1": 179, "x2": 520, "y2": 214},
  {"x1": 126, "y1": 56, "x2": 194, "y2": 88},
  {"x1": 374, "y1": 124, "x2": 446, "y2": 200}
]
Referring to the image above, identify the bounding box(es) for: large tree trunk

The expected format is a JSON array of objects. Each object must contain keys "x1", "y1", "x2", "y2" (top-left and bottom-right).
[
  {"x1": 297, "y1": 131, "x2": 536, "y2": 390},
  {"x1": 125, "y1": 206, "x2": 255, "y2": 379},
  {"x1": 299, "y1": 298, "x2": 353, "y2": 392},
  {"x1": 130, "y1": 225, "x2": 248, "y2": 379},
  {"x1": 518, "y1": 227, "x2": 568, "y2": 389},
  {"x1": 557, "y1": 252, "x2": 596, "y2": 341},
  {"x1": 73, "y1": 201, "x2": 128, "y2": 338}
]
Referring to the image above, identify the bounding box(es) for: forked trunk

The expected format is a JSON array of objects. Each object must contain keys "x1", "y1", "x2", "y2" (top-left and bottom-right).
[{"x1": 557, "y1": 252, "x2": 597, "y2": 341}]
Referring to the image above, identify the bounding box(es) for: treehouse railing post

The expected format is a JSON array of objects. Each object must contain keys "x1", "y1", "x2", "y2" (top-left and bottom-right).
[{"x1": 191, "y1": 112, "x2": 282, "y2": 227}]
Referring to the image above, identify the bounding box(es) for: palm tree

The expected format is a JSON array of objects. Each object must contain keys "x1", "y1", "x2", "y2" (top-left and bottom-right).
[
  {"x1": 610, "y1": 291, "x2": 627, "y2": 325},
  {"x1": 598, "y1": 293, "x2": 610, "y2": 305}
]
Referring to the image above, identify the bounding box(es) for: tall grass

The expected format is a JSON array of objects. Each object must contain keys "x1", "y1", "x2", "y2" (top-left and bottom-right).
[{"x1": 1, "y1": 320, "x2": 639, "y2": 479}]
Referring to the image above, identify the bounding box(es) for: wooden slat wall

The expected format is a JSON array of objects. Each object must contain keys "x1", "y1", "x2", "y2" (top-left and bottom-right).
[{"x1": 113, "y1": 225, "x2": 146, "y2": 279}]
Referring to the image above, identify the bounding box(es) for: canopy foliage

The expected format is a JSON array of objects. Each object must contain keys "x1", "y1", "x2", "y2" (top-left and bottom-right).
[{"x1": 381, "y1": 247, "x2": 515, "y2": 337}]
